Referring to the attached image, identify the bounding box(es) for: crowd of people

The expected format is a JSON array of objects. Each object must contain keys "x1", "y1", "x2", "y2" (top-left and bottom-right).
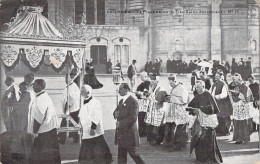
[
  {"x1": 0, "y1": 57, "x2": 259, "y2": 164},
  {"x1": 133, "y1": 68, "x2": 259, "y2": 163},
  {"x1": 166, "y1": 59, "x2": 192, "y2": 74},
  {"x1": 231, "y1": 58, "x2": 253, "y2": 81},
  {"x1": 1, "y1": 74, "x2": 62, "y2": 164},
  {"x1": 108, "y1": 57, "x2": 252, "y2": 82},
  {"x1": 0, "y1": 71, "x2": 112, "y2": 164}
]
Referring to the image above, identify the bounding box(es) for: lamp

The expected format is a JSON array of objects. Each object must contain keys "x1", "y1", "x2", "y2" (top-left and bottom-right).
[
  {"x1": 112, "y1": 66, "x2": 122, "y2": 105},
  {"x1": 112, "y1": 66, "x2": 122, "y2": 85}
]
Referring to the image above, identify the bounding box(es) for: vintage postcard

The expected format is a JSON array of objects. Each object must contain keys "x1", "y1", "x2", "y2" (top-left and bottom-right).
[{"x1": 0, "y1": 0, "x2": 259, "y2": 163}]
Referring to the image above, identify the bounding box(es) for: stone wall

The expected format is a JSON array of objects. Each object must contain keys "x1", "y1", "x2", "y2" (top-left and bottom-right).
[
  {"x1": 151, "y1": 0, "x2": 211, "y2": 63},
  {"x1": 47, "y1": 0, "x2": 259, "y2": 72},
  {"x1": 221, "y1": 0, "x2": 259, "y2": 71},
  {"x1": 82, "y1": 26, "x2": 143, "y2": 73}
]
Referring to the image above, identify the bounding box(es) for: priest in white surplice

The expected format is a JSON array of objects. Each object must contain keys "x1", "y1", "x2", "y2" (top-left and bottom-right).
[
  {"x1": 78, "y1": 85, "x2": 112, "y2": 164},
  {"x1": 28, "y1": 79, "x2": 61, "y2": 164}
]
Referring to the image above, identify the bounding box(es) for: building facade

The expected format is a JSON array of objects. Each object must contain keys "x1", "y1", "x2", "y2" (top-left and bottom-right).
[{"x1": 0, "y1": 0, "x2": 259, "y2": 73}]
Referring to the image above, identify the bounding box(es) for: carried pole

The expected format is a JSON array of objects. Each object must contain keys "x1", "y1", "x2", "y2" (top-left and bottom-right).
[{"x1": 66, "y1": 59, "x2": 71, "y2": 138}]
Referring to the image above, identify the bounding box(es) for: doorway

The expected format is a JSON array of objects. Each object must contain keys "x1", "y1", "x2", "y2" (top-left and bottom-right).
[{"x1": 90, "y1": 45, "x2": 107, "y2": 73}]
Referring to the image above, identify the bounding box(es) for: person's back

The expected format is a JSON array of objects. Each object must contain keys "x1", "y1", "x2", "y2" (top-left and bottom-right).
[
  {"x1": 12, "y1": 91, "x2": 31, "y2": 131},
  {"x1": 249, "y1": 82, "x2": 259, "y2": 101},
  {"x1": 31, "y1": 92, "x2": 58, "y2": 133},
  {"x1": 127, "y1": 64, "x2": 134, "y2": 79},
  {"x1": 10, "y1": 90, "x2": 33, "y2": 161}
]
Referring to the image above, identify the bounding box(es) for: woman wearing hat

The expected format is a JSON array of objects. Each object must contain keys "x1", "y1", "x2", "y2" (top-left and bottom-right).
[{"x1": 84, "y1": 60, "x2": 103, "y2": 89}]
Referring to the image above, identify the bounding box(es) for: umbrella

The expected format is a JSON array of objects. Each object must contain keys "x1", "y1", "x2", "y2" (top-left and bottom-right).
[{"x1": 197, "y1": 61, "x2": 213, "y2": 68}]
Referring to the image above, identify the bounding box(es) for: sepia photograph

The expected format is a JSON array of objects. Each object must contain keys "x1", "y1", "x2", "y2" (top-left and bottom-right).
[{"x1": 0, "y1": 0, "x2": 259, "y2": 163}]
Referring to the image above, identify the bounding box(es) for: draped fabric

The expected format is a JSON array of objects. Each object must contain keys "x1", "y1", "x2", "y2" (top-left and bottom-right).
[
  {"x1": 71, "y1": 48, "x2": 83, "y2": 68},
  {"x1": 25, "y1": 47, "x2": 44, "y2": 68},
  {"x1": 1, "y1": 6, "x2": 85, "y2": 72},
  {"x1": 22, "y1": 46, "x2": 45, "y2": 72},
  {"x1": 5, "y1": 6, "x2": 63, "y2": 38},
  {"x1": 0, "y1": 44, "x2": 84, "y2": 72},
  {"x1": 0, "y1": 45, "x2": 20, "y2": 71},
  {"x1": 49, "y1": 48, "x2": 71, "y2": 72}
]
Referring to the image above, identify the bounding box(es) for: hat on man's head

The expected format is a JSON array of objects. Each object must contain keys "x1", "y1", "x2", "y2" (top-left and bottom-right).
[
  {"x1": 168, "y1": 74, "x2": 176, "y2": 81},
  {"x1": 132, "y1": 60, "x2": 137, "y2": 64}
]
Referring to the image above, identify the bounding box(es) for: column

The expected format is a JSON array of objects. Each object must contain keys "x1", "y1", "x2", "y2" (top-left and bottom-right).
[
  {"x1": 83, "y1": 0, "x2": 87, "y2": 14},
  {"x1": 94, "y1": 0, "x2": 97, "y2": 24},
  {"x1": 210, "y1": 0, "x2": 222, "y2": 61},
  {"x1": 145, "y1": 0, "x2": 153, "y2": 60}
]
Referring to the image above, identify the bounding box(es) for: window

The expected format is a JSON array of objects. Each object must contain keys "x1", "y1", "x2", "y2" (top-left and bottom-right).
[
  {"x1": 114, "y1": 45, "x2": 129, "y2": 67},
  {"x1": 86, "y1": 0, "x2": 95, "y2": 24},
  {"x1": 75, "y1": 0, "x2": 105, "y2": 25},
  {"x1": 251, "y1": 40, "x2": 257, "y2": 51},
  {"x1": 113, "y1": 38, "x2": 130, "y2": 67},
  {"x1": 75, "y1": 0, "x2": 83, "y2": 24},
  {"x1": 122, "y1": 45, "x2": 129, "y2": 67},
  {"x1": 114, "y1": 45, "x2": 121, "y2": 64},
  {"x1": 97, "y1": 0, "x2": 105, "y2": 25}
]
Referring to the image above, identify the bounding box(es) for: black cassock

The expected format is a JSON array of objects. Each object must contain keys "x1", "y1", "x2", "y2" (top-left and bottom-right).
[
  {"x1": 188, "y1": 91, "x2": 223, "y2": 164},
  {"x1": 84, "y1": 63, "x2": 103, "y2": 89},
  {"x1": 78, "y1": 98, "x2": 112, "y2": 164}
]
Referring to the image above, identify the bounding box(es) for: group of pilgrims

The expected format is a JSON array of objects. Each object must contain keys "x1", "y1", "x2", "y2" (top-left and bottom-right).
[
  {"x1": 135, "y1": 69, "x2": 259, "y2": 163},
  {"x1": 0, "y1": 64, "x2": 259, "y2": 164}
]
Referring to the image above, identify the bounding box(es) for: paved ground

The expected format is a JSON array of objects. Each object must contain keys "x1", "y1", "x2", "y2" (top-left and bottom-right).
[
  {"x1": 11, "y1": 74, "x2": 260, "y2": 164},
  {"x1": 59, "y1": 130, "x2": 259, "y2": 164}
]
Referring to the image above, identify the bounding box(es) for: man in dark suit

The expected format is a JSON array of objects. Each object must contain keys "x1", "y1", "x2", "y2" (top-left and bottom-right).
[
  {"x1": 113, "y1": 83, "x2": 146, "y2": 164},
  {"x1": 127, "y1": 60, "x2": 137, "y2": 91}
]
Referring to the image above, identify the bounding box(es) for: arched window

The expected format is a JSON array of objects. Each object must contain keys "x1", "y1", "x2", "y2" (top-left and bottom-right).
[
  {"x1": 175, "y1": 39, "x2": 181, "y2": 52},
  {"x1": 113, "y1": 38, "x2": 131, "y2": 67}
]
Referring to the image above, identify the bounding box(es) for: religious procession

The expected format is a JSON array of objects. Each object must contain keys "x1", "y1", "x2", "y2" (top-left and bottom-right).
[
  {"x1": 1, "y1": 56, "x2": 259, "y2": 164},
  {"x1": 129, "y1": 65, "x2": 259, "y2": 164},
  {"x1": 0, "y1": 0, "x2": 260, "y2": 163}
]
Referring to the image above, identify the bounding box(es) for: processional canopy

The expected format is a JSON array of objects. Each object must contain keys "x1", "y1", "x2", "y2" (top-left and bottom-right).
[{"x1": 0, "y1": 5, "x2": 86, "y2": 72}]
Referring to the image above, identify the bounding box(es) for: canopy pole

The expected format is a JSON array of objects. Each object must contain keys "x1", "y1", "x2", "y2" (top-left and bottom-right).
[
  {"x1": 0, "y1": 61, "x2": 7, "y2": 134},
  {"x1": 66, "y1": 58, "x2": 71, "y2": 138}
]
